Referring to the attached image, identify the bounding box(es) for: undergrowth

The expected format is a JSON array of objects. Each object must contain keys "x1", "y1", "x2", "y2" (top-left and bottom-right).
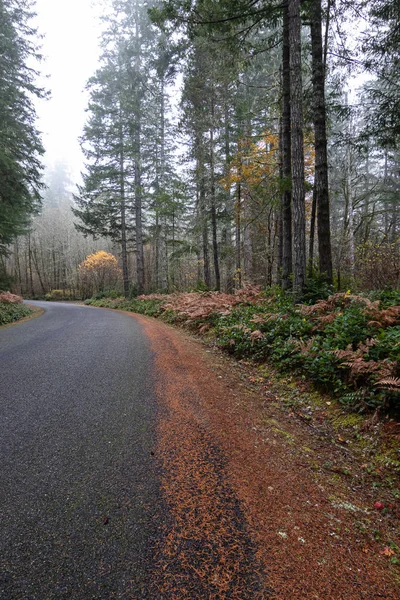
[
  {"x1": 84, "y1": 296, "x2": 164, "y2": 317},
  {"x1": 0, "y1": 300, "x2": 33, "y2": 325},
  {"x1": 85, "y1": 289, "x2": 400, "y2": 416}
]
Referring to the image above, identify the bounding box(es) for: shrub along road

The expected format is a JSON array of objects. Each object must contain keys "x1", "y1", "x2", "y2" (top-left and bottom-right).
[{"x1": 0, "y1": 302, "x2": 398, "y2": 598}]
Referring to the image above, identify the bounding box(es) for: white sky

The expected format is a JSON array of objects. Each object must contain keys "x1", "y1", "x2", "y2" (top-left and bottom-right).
[{"x1": 34, "y1": 0, "x2": 102, "y2": 182}]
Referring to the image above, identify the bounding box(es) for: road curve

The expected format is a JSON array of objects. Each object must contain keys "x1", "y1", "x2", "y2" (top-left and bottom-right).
[
  {"x1": 2, "y1": 303, "x2": 395, "y2": 599},
  {"x1": 0, "y1": 302, "x2": 164, "y2": 599}
]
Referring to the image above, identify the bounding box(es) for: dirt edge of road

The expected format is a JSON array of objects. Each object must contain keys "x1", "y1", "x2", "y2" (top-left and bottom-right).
[{"x1": 131, "y1": 312, "x2": 399, "y2": 599}]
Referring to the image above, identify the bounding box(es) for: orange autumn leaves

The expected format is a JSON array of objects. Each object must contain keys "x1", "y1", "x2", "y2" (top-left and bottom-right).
[
  {"x1": 78, "y1": 251, "x2": 122, "y2": 294},
  {"x1": 220, "y1": 130, "x2": 315, "y2": 200}
]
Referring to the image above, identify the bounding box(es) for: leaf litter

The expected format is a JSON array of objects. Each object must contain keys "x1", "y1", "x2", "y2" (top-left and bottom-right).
[{"x1": 130, "y1": 313, "x2": 399, "y2": 598}]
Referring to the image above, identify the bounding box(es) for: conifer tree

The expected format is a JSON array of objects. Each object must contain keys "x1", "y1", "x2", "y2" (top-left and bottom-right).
[
  {"x1": 75, "y1": 0, "x2": 157, "y2": 295},
  {"x1": 0, "y1": 0, "x2": 45, "y2": 259},
  {"x1": 363, "y1": 0, "x2": 400, "y2": 149}
]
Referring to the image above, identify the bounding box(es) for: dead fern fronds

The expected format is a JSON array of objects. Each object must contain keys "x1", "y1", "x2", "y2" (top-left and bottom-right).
[
  {"x1": 300, "y1": 300, "x2": 331, "y2": 316},
  {"x1": 250, "y1": 314, "x2": 267, "y2": 324},
  {"x1": 295, "y1": 338, "x2": 316, "y2": 354},
  {"x1": 331, "y1": 342, "x2": 394, "y2": 382},
  {"x1": 250, "y1": 330, "x2": 265, "y2": 345},
  {"x1": 341, "y1": 358, "x2": 383, "y2": 377},
  {"x1": 300, "y1": 293, "x2": 375, "y2": 318},
  {"x1": 262, "y1": 313, "x2": 282, "y2": 323},
  {"x1": 368, "y1": 321, "x2": 384, "y2": 328},
  {"x1": 312, "y1": 313, "x2": 337, "y2": 331},
  {"x1": 374, "y1": 377, "x2": 400, "y2": 392},
  {"x1": 156, "y1": 287, "x2": 264, "y2": 320},
  {"x1": 366, "y1": 305, "x2": 400, "y2": 328},
  {"x1": 330, "y1": 345, "x2": 354, "y2": 361},
  {"x1": 0, "y1": 291, "x2": 22, "y2": 304},
  {"x1": 234, "y1": 284, "x2": 263, "y2": 301},
  {"x1": 229, "y1": 324, "x2": 251, "y2": 333},
  {"x1": 358, "y1": 338, "x2": 378, "y2": 354}
]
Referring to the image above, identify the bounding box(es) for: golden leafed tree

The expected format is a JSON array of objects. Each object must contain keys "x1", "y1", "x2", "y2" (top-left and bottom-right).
[{"x1": 78, "y1": 251, "x2": 122, "y2": 296}]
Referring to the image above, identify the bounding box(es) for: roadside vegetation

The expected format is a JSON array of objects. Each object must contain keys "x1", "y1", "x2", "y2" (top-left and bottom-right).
[
  {"x1": 85, "y1": 286, "x2": 400, "y2": 420},
  {"x1": 0, "y1": 292, "x2": 33, "y2": 325}
]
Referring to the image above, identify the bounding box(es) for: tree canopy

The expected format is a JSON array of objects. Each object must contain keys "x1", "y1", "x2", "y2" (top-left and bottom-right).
[{"x1": 0, "y1": 0, "x2": 45, "y2": 259}]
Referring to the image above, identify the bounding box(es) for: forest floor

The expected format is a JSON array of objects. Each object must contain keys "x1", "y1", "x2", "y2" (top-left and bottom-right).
[{"x1": 129, "y1": 312, "x2": 400, "y2": 598}]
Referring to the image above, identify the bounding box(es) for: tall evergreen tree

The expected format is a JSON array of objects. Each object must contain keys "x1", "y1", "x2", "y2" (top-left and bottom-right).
[
  {"x1": 363, "y1": 0, "x2": 400, "y2": 149},
  {"x1": 73, "y1": 46, "x2": 133, "y2": 296},
  {"x1": 0, "y1": 0, "x2": 45, "y2": 259},
  {"x1": 288, "y1": 0, "x2": 306, "y2": 294},
  {"x1": 309, "y1": 0, "x2": 333, "y2": 283},
  {"x1": 74, "y1": 0, "x2": 157, "y2": 295}
]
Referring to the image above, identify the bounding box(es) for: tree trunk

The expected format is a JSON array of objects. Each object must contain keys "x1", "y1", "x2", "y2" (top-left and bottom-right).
[
  {"x1": 32, "y1": 247, "x2": 46, "y2": 295},
  {"x1": 135, "y1": 149, "x2": 144, "y2": 295},
  {"x1": 200, "y1": 164, "x2": 211, "y2": 289},
  {"x1": 243, "y1": 189, "x2": 253, "y2": 282},
  {"x1": 310, "y1": 0, "x2": 333, "y2": 283},
  {"x1": 308, "y1": 189, "x2": 317, "y2": 276},
  {"x1": 277, "y1": 118, "x2": 283, "y2": 285},
  {"x1": 236, "y1": 182, "x2": 242, "y2": 288},
  {"x1": 384, "y1": 150, "x2": 389, "y2": 235},
  {"x1": 119, "y1": 115, "x2": 129, "y2": 297},
  {"x1": 346, "y1": 93, "x2": 355, "y2": 277},
  {"x1": 134, "y1": 0, "x2": 144, "y2": 295},
  {"x1": 28, "y1": 233, "x2": 35, "y2": 297},
  {"x1": 224, "y1": 94, "x2": 234, "y2": 292},
  {"x1": 160, "y1": 74, "x2": 168, "y2": 291},
  {"x1": 281, "y1": 2, "x2": 293, "y2": 290},
  {"x1": 154, "y1": 139, "x2": 161, "y2": 291},
  {"x1": 289, "y1": 0, "x2": 307, "y2": 295},
  {"x1": 14, "y1": 240, "x2": 22, "y2": 293},
  {"x1": 195, "y1": 131, "x2": 211, "y2": 289},
  {"x1": 210, "y1": 94, "x2": 220, "y2": 290}
]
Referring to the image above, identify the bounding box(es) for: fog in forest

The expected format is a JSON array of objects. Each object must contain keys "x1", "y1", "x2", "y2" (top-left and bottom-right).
[
  {"x1": 34, "y1": 0, "x2": 101, "y2": 180},
  {"x1": 1, "y1": 0, "x2": 399, "y2": 303}
]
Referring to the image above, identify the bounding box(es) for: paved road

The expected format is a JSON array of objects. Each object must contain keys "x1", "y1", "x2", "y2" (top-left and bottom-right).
[{"x1": 0, "y1": 302, "x2": 164, "y2": 599}]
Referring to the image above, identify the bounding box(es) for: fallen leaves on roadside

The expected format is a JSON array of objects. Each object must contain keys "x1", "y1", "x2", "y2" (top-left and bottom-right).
[{"x1": 380, "y1": 547, "x2": 395, "y2": 557}]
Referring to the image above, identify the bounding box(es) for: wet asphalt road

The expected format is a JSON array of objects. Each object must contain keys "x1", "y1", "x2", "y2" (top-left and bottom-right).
[{"x1": 0, "y1": 302, "x2": 163, "y2": 599}]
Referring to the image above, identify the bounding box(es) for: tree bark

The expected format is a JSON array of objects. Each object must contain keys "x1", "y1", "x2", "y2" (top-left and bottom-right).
[
  {"x1": 28, "y1": 233, "x2": 35, "y2": 297},
  {"x1": 200, "y1": 167, "x2": 211, "y2": 288},
  {"x1": 133, "y1": 0, "x2": 144, "y2": 295},
  {"x1": 224, "y1": 94, "x2": 234, "y2": 292},
  {"x1": 281, "y1": 2, "x2": 293, "y2": 290},
  {"x1": 134, "y1": 145, "x2": 145, "y2": 295},
  {"x1": 159, "y1": 73, "x2": 168, "y2": 291},
  {"x1": 14, "y1": 240, "x2": 22, "y2": 293},
  {"x1": 289, "y1": 0, "x2": 307, "y2": 295},
  {"x1": 308, "y1": 188, "x2": 317, "y2": 276},
  {"x1": 310, "y1": 0, "x2": 333, "y2": 283},
  {"x1": 118, "y1": 111, "x2": 130, "y2": 297},
  {"x1": 345, "y1": 93, "x2": 355, "y2": 277},
  {"x1": 32, "y1": 247, "x2": 46, "y2": 295},
  {"x1": 210, "y1": 93, "x2": 221, "y2": 290},
  {"x1": 236, "y1": 182, "x2": 242, "y2": 289}
]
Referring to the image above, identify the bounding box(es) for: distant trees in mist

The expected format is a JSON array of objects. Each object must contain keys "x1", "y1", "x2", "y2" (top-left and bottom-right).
[{"x1": 2, "y1": 0, "x2": 400, "y2": 297}]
